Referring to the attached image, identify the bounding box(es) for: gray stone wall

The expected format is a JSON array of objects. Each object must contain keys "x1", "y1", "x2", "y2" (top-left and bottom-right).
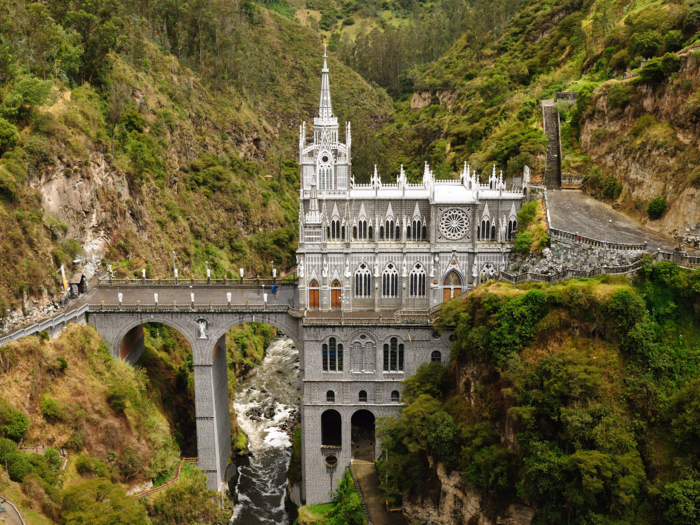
[{"x1": 300, "y1": 324, "x2": 453, "y2": 504}]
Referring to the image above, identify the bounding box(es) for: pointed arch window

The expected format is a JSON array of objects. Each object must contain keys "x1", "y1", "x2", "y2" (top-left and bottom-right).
[
  {"x1": 382, "y1": 263, "x2": 399, "y2": 298},
  {"x1": 411, "y1": 219, "x2": 423, "y2": 241},
  {"x1": 331, "y1": 219, "x2": 341, "y2": 240},
  {"x1": 383, "y1": 338, "x2": 404, "y2": 372},
  {"x1": 409, "y1": 264, "x2": 426, "y2": 297},
  {"x1": 508, "y1": 219, "x2": 517, "y2": 241},
  {"x1": 323, "y1": 337, "x2": 343, "y2": 372},
  {"x1": 357, "y1": 219, "x2": 368, "y2": 240},
  {"x1": 355, "y1": 264, "x2": 371, "y2": 298},
  {"x1": 385, "y1": 219, "x2": 395, "y2": 240}
]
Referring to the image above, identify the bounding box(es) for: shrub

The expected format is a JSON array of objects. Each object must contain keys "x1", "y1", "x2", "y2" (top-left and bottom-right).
[
  {"x1": 637, "y1": 54, "x2": 680, "y2": 84},
  {"x1": 57, "y1": 357, "x2": 68, "y2": 371},
  {"x1": 601, "y1": 176, "x2": 622, "y2": 199},
  {"x1": 660, "y1": 53, "x2": 681, "y2": 77},
  {"x1": 40, "y1": 396, "x2": 62, "y2": 421},
  {"x1": 630, "y1": 31, "x2": 662, "y2": 58},
  {"x1": 62, "y1": 478, "x2": 148, "y2": 524},
  {"x1": 0, "y1": 401, "x2": 29, "y2": 441},
  {"x1": 661, "y1": 478, "x2": 700, "y2": 525},
  {"x1": 514, "y1": 231, "x2": 534, "y2": 254},
  {"x1": 664, "y1": 30, "x2": 684, "y2": 52},
  {"x1": 0, "y1": 76, "x2": 53, "y2": 122},
  {"x1": 342, "y1": 17, "x2": 355, "y2": 25},
  {"x1": 607, "y1": 83, "x2": 630, "y2": 109},
  {"x1": 0, "y1": 117, "x2": 19, "y2": 151},
  {"x1": 683, "y1": 7, "x2": 700, "y2": 33},
  {"x1": 107, "y1": 382, "x2": 130, "y2": 412},
  {"x1": 647, "y1": 196, "x2": 667, "y2": 219}
]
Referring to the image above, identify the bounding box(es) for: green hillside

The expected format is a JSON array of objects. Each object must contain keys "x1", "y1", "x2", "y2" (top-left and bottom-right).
[
  {"x1": 379, "y1": 260, "x2": 700, "y2": 524},
  {"x1": 0, "y1": 0, "x2": 392, "y2": 313}
]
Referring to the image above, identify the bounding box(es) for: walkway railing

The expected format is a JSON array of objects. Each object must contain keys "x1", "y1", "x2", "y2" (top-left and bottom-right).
[
  {"x1": 131, "y1": 457, "x2": 198, "y2": 499},
  {"x1": 98, "y1": 276, "x2": 298, "y2": 287},
  {"x1": 550, "y1": 227, "x2": 648, "y2": 252},
  {"x1": 0, "y1": 304, "x2": 89, "y2": 347},
  {"x1": 498, "y1": 258, "x2": 644, "y2": 284},
  {"x1": 654, "y1": 250, "x2": 700, "y2": 269}
]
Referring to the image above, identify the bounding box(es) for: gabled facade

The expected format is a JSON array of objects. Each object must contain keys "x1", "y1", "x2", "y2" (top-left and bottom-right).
[{"x1": 296, "y1": 54, "x2": 525, "y2": 314}]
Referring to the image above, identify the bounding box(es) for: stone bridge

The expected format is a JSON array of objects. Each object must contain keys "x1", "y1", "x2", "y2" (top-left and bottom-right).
[{"x1": 86, "y1": 280, "x2": 303, "y2": 491}]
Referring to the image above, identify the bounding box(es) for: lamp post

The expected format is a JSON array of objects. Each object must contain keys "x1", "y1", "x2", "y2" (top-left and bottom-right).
[
  {"x1": 173, "y1": 251, "x2": 178, "y2": 282},
  {"x1": 205, "y1": 261, "x2": 210, "y2": 283},
  {"x1": 239, "y1": 268, "x2": 244, "y2": 284}
]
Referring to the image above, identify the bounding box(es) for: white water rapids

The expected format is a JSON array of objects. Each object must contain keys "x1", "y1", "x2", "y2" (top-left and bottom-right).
[{"x1": 231, "y1": 336, "x2": 300, "y2": 525}]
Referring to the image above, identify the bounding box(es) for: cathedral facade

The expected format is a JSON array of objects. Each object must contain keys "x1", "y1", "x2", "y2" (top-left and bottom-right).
[
  {"x1": 296, "y1": 52, "x2": 525, "y2": 314},
  {"x1": 298, "y1": 52, "x2": 526, "y2": 505}
]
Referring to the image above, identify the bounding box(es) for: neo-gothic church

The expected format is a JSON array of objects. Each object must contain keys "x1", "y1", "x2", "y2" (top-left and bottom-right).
[{"x1": 296, "y1": 52, "x2": 525, "y2": 313}]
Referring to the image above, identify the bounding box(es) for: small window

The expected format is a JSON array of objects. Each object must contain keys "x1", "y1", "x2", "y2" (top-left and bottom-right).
[
  {"x1": 359, "y1": 390, "x2": 367, "y2": 403},
  {"x1": 431, "y1": 351, "x2": 442, "y2": 363},
  {"x1": 327, "y1": 390, "x2": 335, "y2": 403},
  {"x1": 391, "y1": 390, "x2": 400, "y2": 403}
]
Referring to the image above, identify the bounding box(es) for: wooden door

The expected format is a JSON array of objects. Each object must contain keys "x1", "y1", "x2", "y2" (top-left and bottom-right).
[
  {"x1": 443, "y1": 287, "x2": 452, "y2": 303},
  {"x1": 309, "y1": 280, "x2": 320, "y2": 309},
  {"x1": 331, "y1": 289, "x2": 341, "y2": 309},
  {"x1": 443, "y1": 287, "x2": 462, "y2": 302}
]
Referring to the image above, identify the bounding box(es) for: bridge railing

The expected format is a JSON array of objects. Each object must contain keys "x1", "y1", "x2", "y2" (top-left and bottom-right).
[
  {"x1": 88, "y1": 303, "x2": 304, "y2": 315},
  {"x1": 0, "y1": 304, "x2": 89, "y2": 347},
  {"x1": 97, "y1": 276, "x2": 298, "y2": 287},
  {"x1": 549, "y1": 227, "x2": 647, "y2": 252}
]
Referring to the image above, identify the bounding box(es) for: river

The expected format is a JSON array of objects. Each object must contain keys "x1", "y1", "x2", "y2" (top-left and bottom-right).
[{"x1": 231, "y1": 336, "x2": 301, "y2": 525}]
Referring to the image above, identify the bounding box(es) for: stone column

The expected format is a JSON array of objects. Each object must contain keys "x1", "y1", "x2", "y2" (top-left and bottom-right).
[{"x1": 194, "y1": 334, "x2": 231, "y2": 491}]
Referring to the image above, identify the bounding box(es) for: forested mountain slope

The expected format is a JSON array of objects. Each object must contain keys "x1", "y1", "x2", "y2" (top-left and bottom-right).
[
  {"x1": 379, "y1": 261, "x2": 700, "y2": 524},
  {"x1": 341, "y1": 0, "x2": 700, "y2": 235},
  {"x1": 0, "y1": 0, "x2": 392, "y2": 316}
]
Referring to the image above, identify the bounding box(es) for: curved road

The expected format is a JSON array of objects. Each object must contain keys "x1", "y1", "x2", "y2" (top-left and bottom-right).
[{"x1": 0, "y1": 496, "x2": 25, "y2": 525}]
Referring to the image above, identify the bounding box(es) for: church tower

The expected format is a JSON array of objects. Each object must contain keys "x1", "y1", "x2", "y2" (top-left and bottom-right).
[{"x1": 299, "y1": 48, "x2": 351, "y2": 193}]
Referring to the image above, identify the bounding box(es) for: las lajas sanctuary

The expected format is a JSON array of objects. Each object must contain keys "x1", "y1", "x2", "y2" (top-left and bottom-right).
[{"x1": 295, "y1": 51, "x2": 526, "y2": 503}]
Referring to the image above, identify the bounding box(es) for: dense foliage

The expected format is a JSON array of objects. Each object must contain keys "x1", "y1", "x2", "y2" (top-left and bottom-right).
[{"x1": 380, "y1": 261, "x2": 700, "y2": 524}]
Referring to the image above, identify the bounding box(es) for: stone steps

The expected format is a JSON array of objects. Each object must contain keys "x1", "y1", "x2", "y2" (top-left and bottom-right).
[{"x1": 541, "y1": 100, "x2": 561, "y2": 188}]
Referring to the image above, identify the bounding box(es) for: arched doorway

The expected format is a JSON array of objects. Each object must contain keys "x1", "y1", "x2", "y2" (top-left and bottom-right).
[
  {"x1": 309, "y1": 280, "x2": 320, "y2": 309},
  {"x1": 322, "y1": 409, "x2": 342, "y2": 447},
  {"x1": 443, "y1": 270, "x2": 463, "y2": 302},
  {"x1": 351, "y1": 410, "x2": 375, "y2": 460},
  {"x1": 331, "y1": 280, "x2": 342, "y2": 309}
]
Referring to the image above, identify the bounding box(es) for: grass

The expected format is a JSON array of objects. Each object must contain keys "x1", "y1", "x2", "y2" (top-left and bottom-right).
[{"x1": 296, "y1": 502, "x2": 335, "y2": 523}]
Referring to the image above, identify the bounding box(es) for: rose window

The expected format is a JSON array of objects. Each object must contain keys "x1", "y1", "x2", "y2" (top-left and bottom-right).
[{"x1": 439, "y1": 209, "x2": 469, "y2": 240}]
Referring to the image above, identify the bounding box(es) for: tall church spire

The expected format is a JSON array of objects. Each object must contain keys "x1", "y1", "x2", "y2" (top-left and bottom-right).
[{"x1": 318, "y1": 46, "x2": 333, "y2": 121}]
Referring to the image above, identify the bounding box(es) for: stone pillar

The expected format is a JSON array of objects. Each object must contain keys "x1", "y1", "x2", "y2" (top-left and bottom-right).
[{"x1": 194, "y1": 334, "x2": 231, "y2": 491}]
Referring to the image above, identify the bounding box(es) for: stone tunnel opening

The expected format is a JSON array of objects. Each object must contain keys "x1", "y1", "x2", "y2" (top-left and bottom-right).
[{"x1": 351, "y1": 409, "x2": 375, "y2": 460}]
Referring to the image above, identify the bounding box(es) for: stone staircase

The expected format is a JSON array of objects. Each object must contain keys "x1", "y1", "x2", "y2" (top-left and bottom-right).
[{"x1": 541, "y1": 99, "x2": 561, "y2": 188}]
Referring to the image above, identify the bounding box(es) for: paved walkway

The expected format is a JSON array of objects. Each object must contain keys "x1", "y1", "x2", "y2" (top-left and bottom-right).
[
  {"x1": 352, "y1": 460, "x2": 407, "y2": 525},
  {"x1": 548, "y1": 190, "x2": 678, "y2": 251},
  {"x1": 0, "y1": 496, "x2": 24, "y2": 525}
]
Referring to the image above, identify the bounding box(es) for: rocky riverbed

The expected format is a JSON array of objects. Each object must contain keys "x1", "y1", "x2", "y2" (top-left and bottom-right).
[{"x1": 231, "y1": 336, "x2": 300, "y2": 525}]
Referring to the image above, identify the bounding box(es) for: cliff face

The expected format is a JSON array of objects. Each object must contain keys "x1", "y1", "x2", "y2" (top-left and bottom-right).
[{"x1": 579, "y1": 49, "x2": 700, "y2": 235}]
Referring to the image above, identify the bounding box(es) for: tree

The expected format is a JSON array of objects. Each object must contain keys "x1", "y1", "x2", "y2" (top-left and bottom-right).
[
  {"x1": 0, "y1": 401, "x2": 29, "y2": 441},
  {"x1": 105, "y1": 80, "x2": 130, "y2": 156},
  {"x1": 0, "y1": 118, "x2": 19, "y2": 152},
  {"x1": 647, "y1": 196, "x2": 667, "y2": 219},
  {"x1": 62, "y1": 478, "x2": 148, "y2": 525}
]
